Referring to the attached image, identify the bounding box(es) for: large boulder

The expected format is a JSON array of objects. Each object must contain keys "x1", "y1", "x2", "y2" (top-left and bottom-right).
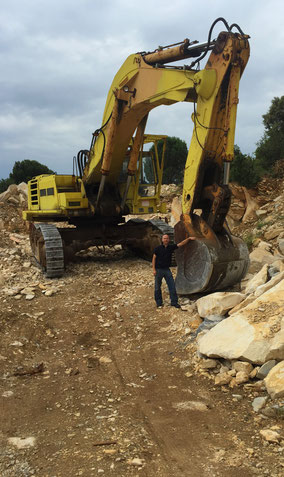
[
  {"x1": 254, "y1": 271, "x2": 284, "y2": 298},
  {"x1": 245, "y1": 264, "x2": 268, "y2": 295},
  {"x1": 242, "y1": 188, "x2": 259, "y2": 223},
  {"x1": 264, "y1": 361, "x2": 284, "y2": 399},
  {"x1": 249, "y1": 248, "x2": 277, "y2": 273},
  {"x1": 196, "y1": 292, "x2": 245, "y2": 318},
  {"x1": 198, "y1": 279, "x2": 284, "y2": 364}
]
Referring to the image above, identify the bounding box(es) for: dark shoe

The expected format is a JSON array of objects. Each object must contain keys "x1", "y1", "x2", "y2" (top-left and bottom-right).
[{"x1": 171, "y1": 304, "x2": 181, "y2": 308}]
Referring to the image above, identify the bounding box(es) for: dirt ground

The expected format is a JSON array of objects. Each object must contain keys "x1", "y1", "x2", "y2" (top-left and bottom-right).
[{"x1": 1, "y1": 249, "x2": 283, "y2": 477}]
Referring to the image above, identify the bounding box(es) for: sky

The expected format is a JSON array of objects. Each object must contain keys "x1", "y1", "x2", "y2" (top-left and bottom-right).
[{"x1": 1, "y1": 0, "x2": 283, "y2": 179}]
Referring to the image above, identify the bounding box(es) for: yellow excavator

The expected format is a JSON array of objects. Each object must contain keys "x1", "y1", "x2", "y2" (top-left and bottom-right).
[{"x1": 23, "y1": 17, "x2": 250, "y2": 294}]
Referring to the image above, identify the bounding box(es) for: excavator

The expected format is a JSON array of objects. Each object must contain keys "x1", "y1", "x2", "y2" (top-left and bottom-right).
[{"x1": 23, "y1": 17, "x2": 250, "y2": 294}]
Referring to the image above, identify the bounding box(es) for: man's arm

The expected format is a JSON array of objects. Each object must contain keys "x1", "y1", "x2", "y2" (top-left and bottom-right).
[
  {"x1": 177, "y1": 236, "x2": 196, "y2": 248},
  {"x1": 152, "y1": 254, "x2": 157, "y2": 275}
]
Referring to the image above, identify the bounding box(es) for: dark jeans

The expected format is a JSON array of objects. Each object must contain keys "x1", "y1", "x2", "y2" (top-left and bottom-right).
[{"x1": 154, "y1": 268, "x2": 178, "y2": 306}]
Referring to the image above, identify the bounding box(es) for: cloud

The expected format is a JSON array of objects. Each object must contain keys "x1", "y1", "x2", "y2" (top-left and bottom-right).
[{"x1": 0, "y1": 1, "x2": 283, "y2": 179}]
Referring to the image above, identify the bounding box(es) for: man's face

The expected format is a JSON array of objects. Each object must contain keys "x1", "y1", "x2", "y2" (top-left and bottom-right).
[{"x1": 162, "y1": 234, "x2": 170, "y2": 246}]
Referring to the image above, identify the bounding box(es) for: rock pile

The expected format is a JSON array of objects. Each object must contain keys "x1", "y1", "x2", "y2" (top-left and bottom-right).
[
  {"x1": 165, "y1": 175, "x2": 284, "y2": 404},
  {"x1": 0, "y1": 183, "x2": 28, "y2": 234}
]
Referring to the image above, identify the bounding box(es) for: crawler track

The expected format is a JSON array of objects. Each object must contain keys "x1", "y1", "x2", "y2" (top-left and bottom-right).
[{"x1": 30, "y1": 223, "x2": 65, "y2": 278}]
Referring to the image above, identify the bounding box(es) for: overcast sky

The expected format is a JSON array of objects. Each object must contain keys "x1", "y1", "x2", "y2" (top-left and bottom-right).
[{"x1": 1, "y1": 0, "x2": 283, "y2": 179}]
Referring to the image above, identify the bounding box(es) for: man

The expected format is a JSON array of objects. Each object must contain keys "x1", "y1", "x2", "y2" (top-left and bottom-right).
[{"x1": 152, "y1": 233, "x2": 195, "y2": 308}]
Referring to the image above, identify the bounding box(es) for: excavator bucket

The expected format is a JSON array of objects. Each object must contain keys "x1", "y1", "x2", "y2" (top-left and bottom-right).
[{"x1": 174, "y1": 218, "x2": 249, "y2": 295}]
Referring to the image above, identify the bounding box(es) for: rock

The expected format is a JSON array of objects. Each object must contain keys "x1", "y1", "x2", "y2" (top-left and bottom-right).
[
  {"x1": 232, "y1": 361, "x2": 253, "y2": 374},
  {"x1": 264, "y1": 227, "x2": 283, "y2": 241},
  {"x1": 271, "y1": 259, "x2": 284, "y2": 273},
  {"x1": 8, "y1": 437, "x2": 36, "y2": 448},
  {"x1": 198, "y1": 279, "x2": 284, "y2": 364},
  {"x1": 249, "y1": 248, "x2": 276, "y2": 273},
  {"x1": 242, "y1": 188, "x2": 259, "y2": 223},
  {"x1": 127, "y1": 458, "x2": 145, "y2": 467},
  {"x1": 260, "y1": 429, "x2": 281, "y2": 443},
  {"x1": 26, "y1": 294, "x2": 35, "y2": 300},
  {"x1": 266, "y1": 329, "x2": 284, "y2": 361},
  {"x1": 17, "y1": 182, "x2": 28, "y2": 195},
  {"x1": 214, "y1": 373, "x2": 232, "y2": 386},
  {"x1": 173, "y1": 400, "x2": 209, "y2": 411},
  {"x1": 232, "y1": 394, "x2": 243, "y2": 401},
  {"x1": 245, "y1": 264, "x2": 268, "y2": 294},
  {"x1": 255, "y1": 209, "x2": 267, "y2": 218},
  {"x1": 45, "y1": 289, "x2": 54, "y2": 297},
  {"x1": 256, "y1": 360, "x2": 277, "y2": 379},
  {"x1": 235, "y1": 371, "x2": 250, "y2": 384},
  {"x1": 257, "y1": 240, "x2": 272, "y2": 251},
  {"x1": 99, "y1": 356, "x2": 112, "y2": 364},
  {"x1": 254, "y1": 271, "x2": 284, "y2": 297},
  {"x1": 170, "y1": 197, "x2": 182, "y2": 227},
  {"x1": 7, "y1": 196, "x2": 19, "y2": 205},
  {"x1": 264, "y1": 361, "x2": 284, "y2": 398},
  {"x1": 249, "y1": 366, "x2": 259, "y2": 379},
  {"x1": 199, "y1": 359, "x2": 218, "y2": 369},
  {"x1": 252, "y1": 396, "x2": 268, "y2": 412},
  {"x1": 261, "y1": 406, "x2": 277, "y2": 418},
  {"x1": 278, "y1": 239, "x2": 284, "y2": 255},
  {"x1": 228, "y1": 295, "x2": 256, "y2": 315},
  {"x1": 196, "y1": 292, "x2": 246, "y2": 318}
]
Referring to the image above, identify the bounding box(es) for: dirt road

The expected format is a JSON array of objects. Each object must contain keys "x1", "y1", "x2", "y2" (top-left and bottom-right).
[{"x1": 1, "y1": 250, "x2": 283, "y2": 476}]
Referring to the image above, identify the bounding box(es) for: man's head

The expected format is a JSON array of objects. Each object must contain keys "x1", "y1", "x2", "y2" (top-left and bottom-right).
[{"x1": 162, "y1": 234, "x2": 170, "y2": 246}]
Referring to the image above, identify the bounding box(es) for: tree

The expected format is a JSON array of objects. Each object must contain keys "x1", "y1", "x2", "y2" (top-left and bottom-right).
[
  {"x1": 11, "y1": 160, "x2": 54, "y2": 184},
  {"x1": 255, "y1": 96, "x2": 284, "y2": 171},
  {"x1": 230, "y1": 145, "x2": 260, "y2": 188},
  {"x1": 0, "y1": 160, "x2": 54, "y2": 193},
  {"x1": 0, "y1": 177, "x2": 14, "y2": 194},
  {"x1": 150, "y1": 136, "x2": 188, "y2": 184}
]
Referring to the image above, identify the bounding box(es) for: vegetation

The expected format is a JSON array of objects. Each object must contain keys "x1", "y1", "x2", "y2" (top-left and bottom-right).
[
  {"x1": 255, "y1": 96, "x2": 284, "y2": 171},
  {"x1": 0, "y1": 160, "x2": 54, "y2": 193},
  {"x1": 230, "y1": 145, "x2": 260, "y2": 188},
  {"x1": 150, "y1": 136, "x2": 188, "y2": 184}
]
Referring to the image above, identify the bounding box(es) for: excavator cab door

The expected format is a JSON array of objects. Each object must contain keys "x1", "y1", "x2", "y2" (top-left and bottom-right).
[{"x1": 123, "y1": 135, "x2": 167, "y2": 214}]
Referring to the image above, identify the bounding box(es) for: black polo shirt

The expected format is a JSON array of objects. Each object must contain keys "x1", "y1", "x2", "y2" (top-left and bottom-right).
[{"x1": 154, "y1": 244, "x2": 178, "y2": 269}]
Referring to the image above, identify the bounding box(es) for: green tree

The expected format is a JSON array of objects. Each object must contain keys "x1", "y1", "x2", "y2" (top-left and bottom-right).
[
  {"x1": 150, "y1": 136, "x2": 188, "y2": 184},
  {"x1": 0, "y1": 177, "x2": 14, "y2": 194},
  {"x1": 255, "y1": 96, "x2": 284, "y2": 171},
  {"x1": 11, "y1": 159, "x2": 54, "y2": 184},
  {"x1": 0, "y1": 160, "x2": 54, "y2": 193},
  {"x1": 230, "y1": 145, "x2": 260, "y2": 188}
]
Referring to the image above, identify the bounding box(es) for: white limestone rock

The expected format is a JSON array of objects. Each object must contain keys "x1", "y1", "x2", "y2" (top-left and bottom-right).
[
  {"x1": 245, "y1": 264, "x2": 268, "y2": 295},
  {"x1": 260, "y1": 429, "x2": 281, "y2": 443},
  {"x1": 235, "y1": 371, "x2": 250, "y2": 384},
  {"x1": 254, "y1": 271, "x2": 284, "y2": 298},
  {"x1": 228, "y1": 295, "x2": 256, "y2": 315},
  {"x1": 232, "y1": 361, "x2": 253, "y2": 374},
  {"x1": 196, "y1": 292, "x2": 246, "y2": 318},
  {"x1": 249, "y1": 248, "x2": 275, "y2": 273},
  {"x1": 252, "y1": 396, "x2": 267, "y2": 412},
  {"x1": 198, "y1": 279, "x2": 284, "y2": 364},
  {"x1": 264, "y1": 361, "x2": 284, "y2": 399}
]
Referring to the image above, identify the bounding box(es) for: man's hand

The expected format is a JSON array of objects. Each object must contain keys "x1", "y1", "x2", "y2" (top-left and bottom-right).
[
  {"x1": 177, "y1": 236, "x2": 196, "y2": 247},
  {"x1": 153, "y1": 269, "x2": 157, "y2": 276}
]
